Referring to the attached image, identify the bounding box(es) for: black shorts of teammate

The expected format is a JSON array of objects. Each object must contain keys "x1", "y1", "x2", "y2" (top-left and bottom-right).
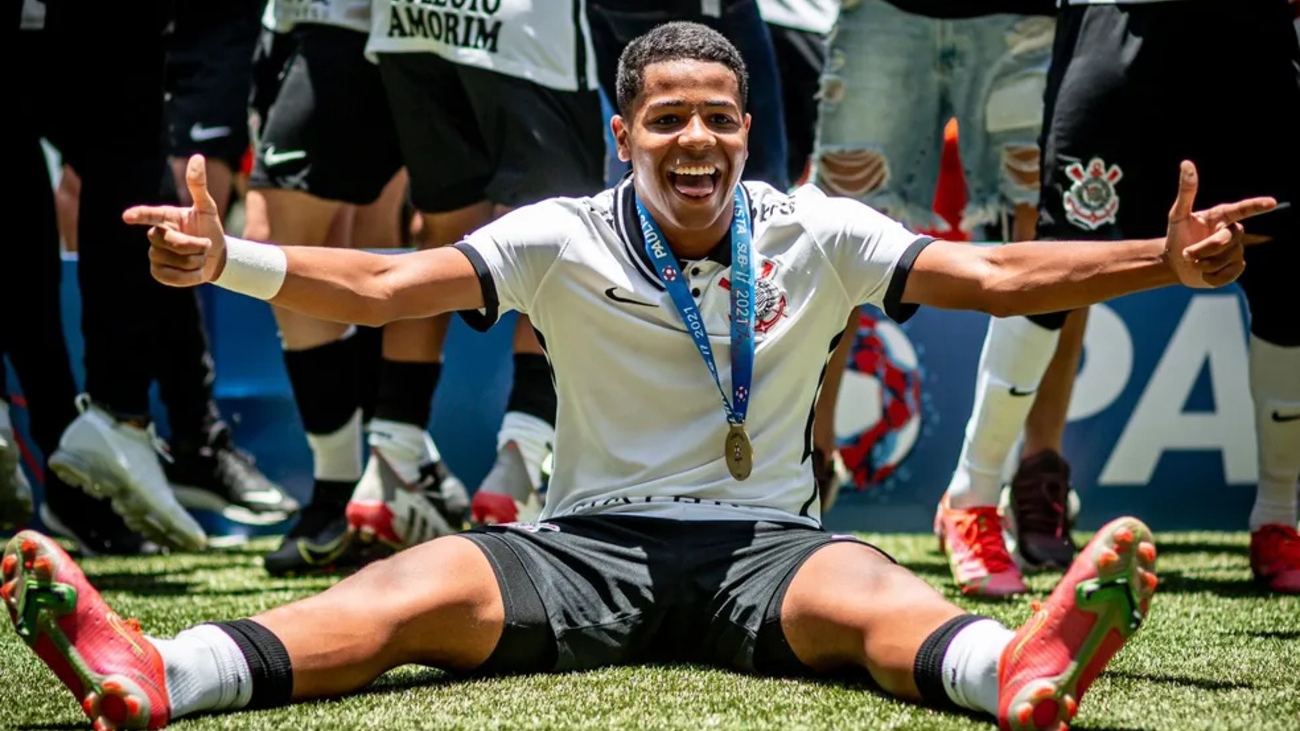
[
  {"x1": 165, "y1": 2, "x2": 262, "y2": 169},
  {"x1": 462, "y1": 515, "x2": 891, "y2": 675},
  {"x1": 248, "y1": 25, "x2": 403, "y2": 206},
  {"x1": 1036, "y1": 0, "x2": 1300, "y2": 344},
  {"x1": 377, "y1": 53, "x2": 606, "y2": 214},
  {"x1": 249, "y1": 29, "x2": 296, "y2": 133},
  {"x1": 766, "y1": 23, "x2": 828, "y2": 186}
]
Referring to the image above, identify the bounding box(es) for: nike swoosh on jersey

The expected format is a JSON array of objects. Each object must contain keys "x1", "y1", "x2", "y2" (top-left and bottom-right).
[
  {"x1": 1009, "y1": 386, "x2": 1037, "y2": 397},
  {"x1": 264, "y1": 146, "x2": 308, "y2": 166},
  {"x1": 190, "y1": 123, "x2": 232, "y2": 142},
  {"x1": 1273, "y1": 411, "x2": 1300, "y2": 423},
  {"x1": 604, "y1": 287, "x2": 656, "y2": 307}
]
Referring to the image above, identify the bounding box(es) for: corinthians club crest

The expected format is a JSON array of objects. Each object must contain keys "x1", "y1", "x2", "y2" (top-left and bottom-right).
[
  {"x1": 1063, "y1": 157, "x2": 1123, "y2": 230},
  {"x1": 720, "y1": 260, "x2": 788, "y2": 337}
]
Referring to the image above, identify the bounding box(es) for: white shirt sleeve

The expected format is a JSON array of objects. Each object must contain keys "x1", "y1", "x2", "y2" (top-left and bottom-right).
[
  {"x1": 452, "y1": 201, "x2": 574, "y2": 329},
  {"x1": 797, "y1": 187, "x2": 935, "y2": 322}
]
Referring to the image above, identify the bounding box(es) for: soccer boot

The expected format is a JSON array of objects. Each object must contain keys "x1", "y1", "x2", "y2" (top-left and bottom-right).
[
  {"x1": 3, "y1": 530, "x2": 172, "y2": 729},
  {"x1": 49, "y1": 396, "x2": 206, "y2": 552},
  {"x1": 166, "y1": 422, "x2": 298, "y2": 526},
  {"x1": 997, "y1": 516, "x2": 1158, "y2": 731},
  {"x1": 346, "y1": 426, "x2": 469, "y2": 554},
  {"x1": 1249, "y1": 523, "x2": 1300, "y2": 594},
  {"x1": 935, "y1": 493, "x2": 1028, "y2": 597},
  {"x1": 1002, "y1": 450, "x2": 1080, "y2": 570},
  {"x1": 470, "y1": 440, "x2": 545, "y2": 525},
  {"x1": 263, "y1": 496, "x2": 363, "y2": 577}
]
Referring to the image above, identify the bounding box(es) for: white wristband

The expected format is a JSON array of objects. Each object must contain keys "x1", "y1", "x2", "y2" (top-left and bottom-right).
[{"x1": 214, "y1": 237, "x2": 288, "y2": 300}]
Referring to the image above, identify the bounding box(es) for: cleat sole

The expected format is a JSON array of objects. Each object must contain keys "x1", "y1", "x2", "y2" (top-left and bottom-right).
[
  {"x1": 1002, "y1": 517, "x2": 1156, "y2": 731},
  {"x1": 3, "y1": 532, "x2": 155, "y2": 729}
]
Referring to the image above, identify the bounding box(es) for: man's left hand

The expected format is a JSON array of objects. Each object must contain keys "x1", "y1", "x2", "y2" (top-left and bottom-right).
[{"x1": 1164, "y1": 160, "x2": 1276, "y2": 289}]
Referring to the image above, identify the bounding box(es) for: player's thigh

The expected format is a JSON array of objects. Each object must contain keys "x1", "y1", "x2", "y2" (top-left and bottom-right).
[
  {"x1": 461, "y1": 517, "x2": 673, "y2": 674},
  {"x1": 249, "y1": 26, "x2": 402, "y2": 232},
  {"x1": 950, "y1": 14, "x2": 1053, "y2": 231},
  {"x1": 772, "y1": 539, "x2": 962, "y2": 674},
  {"x1": 811, "y1": 0, "x2": 942, "y2": 229},
  {"x1": 459, "y1": 66, "x2": 607, "y2": 208},
  {"x1": 378, "y1": 52, "x2": 492, "y2": 216}
]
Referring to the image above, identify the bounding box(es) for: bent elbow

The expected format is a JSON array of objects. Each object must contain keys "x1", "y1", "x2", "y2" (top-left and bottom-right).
[{"x1": 981, "y1": 291, "x2": 1018, "y2": 319}]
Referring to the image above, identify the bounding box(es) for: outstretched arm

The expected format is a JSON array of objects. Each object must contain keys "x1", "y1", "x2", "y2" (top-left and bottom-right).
[
  {"x1": 901, "y1": 161, "x2": 1277, "y2": 317},
  {"x1": 124, "y1": 155, "x2": 483, "y2": 326}
]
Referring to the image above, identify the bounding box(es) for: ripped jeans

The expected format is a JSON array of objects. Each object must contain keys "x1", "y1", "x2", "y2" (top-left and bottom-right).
[{"x1": 811, "y1": 0, "x2": 1053, "y2": 234}]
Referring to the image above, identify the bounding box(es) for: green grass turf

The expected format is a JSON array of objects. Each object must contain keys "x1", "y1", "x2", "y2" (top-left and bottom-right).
[{"x1": 2, "y1": 532, "x2": 1298, "y2": 731}]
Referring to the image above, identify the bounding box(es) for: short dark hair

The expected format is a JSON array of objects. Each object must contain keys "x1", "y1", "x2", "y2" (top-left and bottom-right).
[{"x1": 615, "y1": 21, "x2": 748, "y2": 117}]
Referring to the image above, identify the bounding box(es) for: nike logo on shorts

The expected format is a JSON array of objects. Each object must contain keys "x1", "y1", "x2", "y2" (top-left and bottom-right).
[
  {"x1": 264, "y1": 145, "x2": 308, "y2": 166},
  {"x1": 190, "y1": 123, "x2": 232, "y2": 142},
  {"x1": 604, "y1": 287, "x2": 656, "y2": 308},
  {"x1": 1010, "y1": 386, "x2": 1037, "y2": 397},
  {"x1": 1273, "y1": 411, "x2": 1300, "y2": 423}
]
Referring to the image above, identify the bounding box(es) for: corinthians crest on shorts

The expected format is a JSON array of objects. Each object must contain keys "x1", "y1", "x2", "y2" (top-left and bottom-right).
[{"x1": 1063, "y1": 157, "x2": 1123, "y2": 231}]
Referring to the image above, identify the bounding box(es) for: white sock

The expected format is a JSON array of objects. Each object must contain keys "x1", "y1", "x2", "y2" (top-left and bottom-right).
[
  {"x1": 368, "y1": 418, "x2": 441, "y2": 483},
  {"x1": 305, "y1": 408, "x2": 364, "y2": 483},
  {"x1": 941, "y1": 618, "x2": 1015, "y2": 715},
  {"x1": 948, "y1": 317, "x2": 1060, "y2": 509},
  {"x1": 496, "y1": 411, "x2": 555, "y2": 489},
  {"x1": 151, "y1": 624, "x2": 253, "y2": 719},
  {"x1": 1248, "y1": 336, "x2": 1300, "y2": 530},
  {"x1": 0, "y1": 398, "x2": 12, "y2": 433}
]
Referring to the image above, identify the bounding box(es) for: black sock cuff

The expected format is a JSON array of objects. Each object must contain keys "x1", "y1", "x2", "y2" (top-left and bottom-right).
[
  {"x1": 506, "y1": 354, "x2": 556, "y2": 426},
  {"x1": 284, "y1": 337, "x2": 363, "y2": 435},
  {"x1": 374, "y1": 359, "x2": 440, "y2": 427},
  {"x1": 209, "y1": 619, "x2": 294, "y2": 710},
  {"x1": 913, "y1": 613, "x2": 986, "y2": 711}
]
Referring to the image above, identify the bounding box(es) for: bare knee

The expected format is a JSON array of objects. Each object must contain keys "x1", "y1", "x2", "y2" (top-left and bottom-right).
[
  {"x1": 816, "y1": 148, "x2": 890, "y2": 199},
  {"x1": 780, "y1": 542, "x2": 963, "y2": 695}
]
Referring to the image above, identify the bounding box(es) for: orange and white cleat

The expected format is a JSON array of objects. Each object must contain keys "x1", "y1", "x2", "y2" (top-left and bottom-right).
[
  {"x1": 935, "y1": 494, "x2": 1028, "y2": 597},
  {"x1": 997, "y1": 516, "x2": 1158, "y2": 731},
  {"x1": 2, "y1": 530, "x2": 170, "y2": 730},
  {"x1": 1249, "y1": 524, "x2": 1300, "y2": 594}
]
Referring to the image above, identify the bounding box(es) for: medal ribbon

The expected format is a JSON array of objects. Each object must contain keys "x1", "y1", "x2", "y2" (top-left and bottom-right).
[{"x1": 635, "y1": 186, "x2": 755, "y2": 429}]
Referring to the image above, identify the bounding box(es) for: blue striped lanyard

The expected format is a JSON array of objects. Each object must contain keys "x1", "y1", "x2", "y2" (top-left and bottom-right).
[{"x1": 635, "y1": 187, "x2": 755, "y2": 430}]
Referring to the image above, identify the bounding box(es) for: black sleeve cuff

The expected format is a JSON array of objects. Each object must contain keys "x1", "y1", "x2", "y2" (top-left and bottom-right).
[
  {"x1": 452, "y1": 242, "x2": 500, "y2": 333},
  {"x1": 880, "y1": 236, "x2": 936, "y2": 324}
]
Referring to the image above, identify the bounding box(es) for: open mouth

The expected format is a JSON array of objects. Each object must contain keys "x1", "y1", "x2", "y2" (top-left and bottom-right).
[{"x1": 667, "y1": 163, "x2": 721, "y2": 199}]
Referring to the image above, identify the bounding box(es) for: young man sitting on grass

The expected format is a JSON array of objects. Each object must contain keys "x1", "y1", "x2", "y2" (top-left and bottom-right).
[{"x1": 2, "y1": 22, "x2": 1274, "y2": 731}]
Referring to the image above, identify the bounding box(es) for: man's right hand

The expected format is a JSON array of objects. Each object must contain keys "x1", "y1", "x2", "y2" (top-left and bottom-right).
[{"x1": 123, "y1": 154, "x2": 227, "y2": 287}]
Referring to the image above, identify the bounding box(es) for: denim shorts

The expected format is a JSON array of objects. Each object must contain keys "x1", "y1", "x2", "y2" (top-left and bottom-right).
[{"x1": 811, "y1": 0, "x2": 1053, "y2": 233}]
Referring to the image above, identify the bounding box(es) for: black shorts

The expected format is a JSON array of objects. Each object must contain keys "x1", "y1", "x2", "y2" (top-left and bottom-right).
[
  {"x1": 376, "y1": 53, "x2": 606, "y2": 213},
  {"x1": 164, "y1": 5, "x2": 261, "y2": 168},
  {"x1": 462, "y1": 515, "x2": 889, "y2": 676},
  {"x1": 1038, "y1": 0, "x2": 1300, "y2": 344},
  {"x1": 248, "y1": 26, "x2": 403, "y2": 206}
]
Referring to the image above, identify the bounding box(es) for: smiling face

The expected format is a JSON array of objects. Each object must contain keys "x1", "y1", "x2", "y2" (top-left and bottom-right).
[{"x1": 612, "y1": 59, "x2": 751, "y2": 254}]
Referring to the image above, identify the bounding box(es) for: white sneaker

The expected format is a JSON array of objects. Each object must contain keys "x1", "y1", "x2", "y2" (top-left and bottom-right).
[
  {"x1": 0, "y1": 401, "x2": 35, "y2": 531},
  {"x1": 48, "y1": 395, "x2": 207, "y2": 552},
  {"x1": 345, "y1": 422, "x2": 468, "y2": 553}
]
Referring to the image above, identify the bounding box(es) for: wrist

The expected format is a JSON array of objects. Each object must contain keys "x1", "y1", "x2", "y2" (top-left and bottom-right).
[{"x1": 213, "y1": 237, "x2": 288, "y2": 300}]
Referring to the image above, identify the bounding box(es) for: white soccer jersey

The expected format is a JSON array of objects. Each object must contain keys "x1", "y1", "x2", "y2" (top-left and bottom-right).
[
  {"x1": 365, "y1": 0, "x2": 598, "y2": 92},
  {"x1": 757, "y1": 0, "x2": 839, "y2": 35},
  {"x1": 264, "y1": 0, "x2": 373, "y2": 33},
  {"x1": 455, "y1": 177, "x2": 932, "y2": 526}
]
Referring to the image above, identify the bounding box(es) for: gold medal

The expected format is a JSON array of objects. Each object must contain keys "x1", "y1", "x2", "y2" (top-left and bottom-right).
[{"x1": 724, "y1": 424, "x2": 753, "y2": 481}]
